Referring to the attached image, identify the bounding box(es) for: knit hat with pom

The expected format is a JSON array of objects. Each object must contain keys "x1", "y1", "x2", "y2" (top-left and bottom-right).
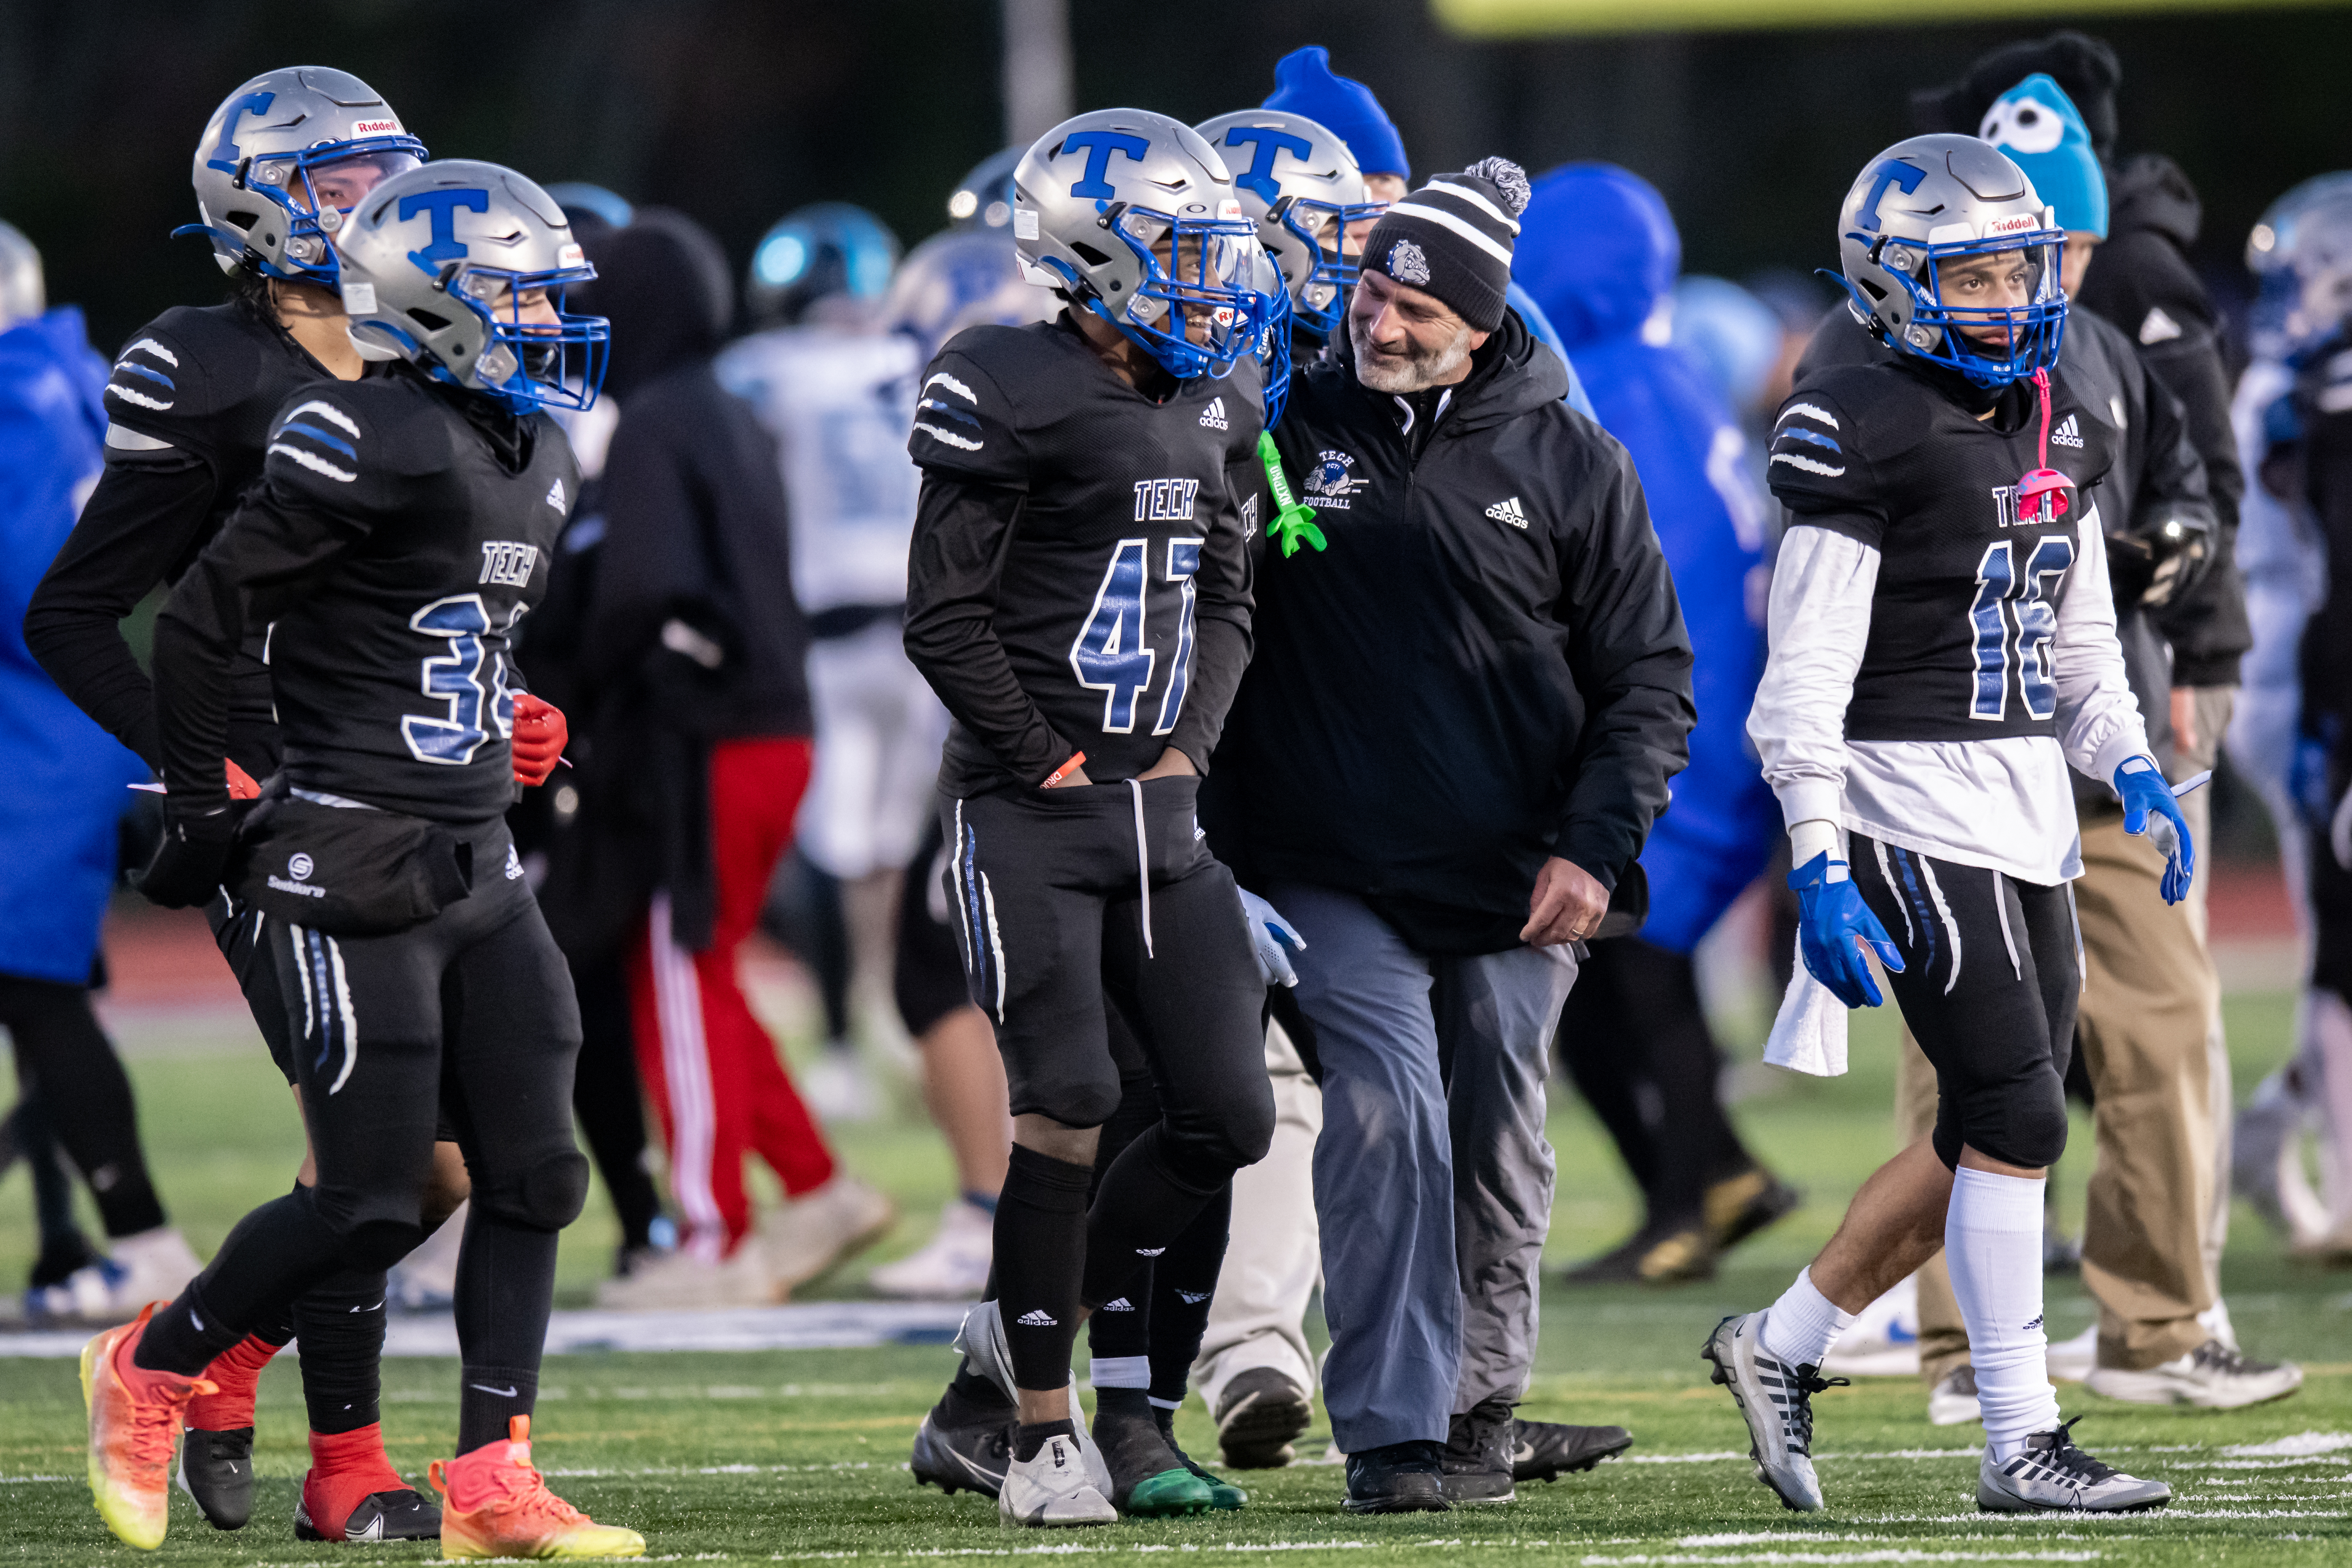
[{"x1": 1361, "y1": 157, "x2": 1528, "y2": 332}]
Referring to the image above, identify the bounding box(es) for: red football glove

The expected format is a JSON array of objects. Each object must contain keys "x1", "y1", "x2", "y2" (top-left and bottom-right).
[
  {"x1": 225, "y1": 760, "x2": 262, "y2": 800},
  {"x1": 511, "y1": 693, "x2": 568, "y2": 787}
]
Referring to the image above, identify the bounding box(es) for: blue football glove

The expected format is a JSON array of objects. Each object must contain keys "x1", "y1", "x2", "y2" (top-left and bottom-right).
[
  {"x1": 1237, "y1": 888, "x2": 1305, "y2": 988},
  {"x1": 2115, "y1": 757, "x2": 2195, "y2": 905},
  {"x1": 1788, "y1": 851, "x2": 1904, "y2": 1009}
]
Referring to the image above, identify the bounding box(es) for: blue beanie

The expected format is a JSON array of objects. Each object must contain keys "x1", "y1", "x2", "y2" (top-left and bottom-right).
[
  {"x1": 1263, "y1": 46, "x2": 1408, "y2": 182},
  {"x1": 1977, "y1": 73, "x2": 2108, "y2": 239}
]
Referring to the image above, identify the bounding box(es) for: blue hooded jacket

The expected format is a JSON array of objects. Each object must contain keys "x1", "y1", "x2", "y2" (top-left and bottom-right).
[
  {"x1": 1513, "y1": 164, "x2": 1777, "y2": 953},
  {"x1": 0, "y1": 307, "x2": 147, "y2": 984}
]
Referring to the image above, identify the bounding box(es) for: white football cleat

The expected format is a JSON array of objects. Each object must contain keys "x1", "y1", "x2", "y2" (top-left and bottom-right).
[
  {"x1": 950, "y1": 1303, "x2": 1113, "y2": 1497},
  {"x1": 1927, "y1": 1364, "x2": 1981, "y2": 1427},
  {"x1": 28, "y1": 1226, "x2": 202, "y2": 1324},
  {"x1": 999, "y1": 1428, "x2": 1116, "y2": 1527},
  {"x1": 1978, "y1": 1419, "x2": 2170, "y2": 1513},
  {"x1": 871, "y1": 1199, "x2": 992, "y2": 1299},
  {"x1": 1703, "y1": 1310, "x2": 1842, "y2": 1512},
  {"x1": 2083, "y1": 1339, "x2": 2304, "y2": 1409},
  {"x1": 760, "y1": 1174, "x2": 896, "y2": 1295}
]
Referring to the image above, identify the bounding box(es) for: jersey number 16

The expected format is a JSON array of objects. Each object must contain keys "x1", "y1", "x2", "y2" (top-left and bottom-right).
[{"x1": 1968, "y1": 534, "x2": 2076, "y2": 723}]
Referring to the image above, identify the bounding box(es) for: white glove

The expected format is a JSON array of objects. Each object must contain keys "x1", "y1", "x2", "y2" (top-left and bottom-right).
[{"x1": 1237, "y1": 888, "x2": 1305, "y2": 988}]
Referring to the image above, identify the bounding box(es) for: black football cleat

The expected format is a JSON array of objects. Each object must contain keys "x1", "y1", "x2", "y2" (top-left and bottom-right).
[
  {"x1": 1512, "y1": 1417, "x2": 1633, "y2": 1482},
  {"x1": 177, "y1": 1426, "x2": 256, "y2": 1530},
  {"x1": 912, "y1": 1404, "x2": 1014, "y2": 1498},
  {"x1": 293, "y1": 1481, "x2": 443, "y2": 1542}
]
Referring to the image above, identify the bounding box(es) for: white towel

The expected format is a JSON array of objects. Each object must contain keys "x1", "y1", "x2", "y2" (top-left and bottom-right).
[{"x1": 1764, "y1": 934, "x2": 1848, "y2": 1077}]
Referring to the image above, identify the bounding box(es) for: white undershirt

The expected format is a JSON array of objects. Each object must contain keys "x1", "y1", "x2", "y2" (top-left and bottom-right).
[{"x1": 1748, "y1": 507, "x2": 2151, "y2": 886}]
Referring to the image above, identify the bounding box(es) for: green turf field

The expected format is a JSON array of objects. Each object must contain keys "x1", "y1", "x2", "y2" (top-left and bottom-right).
[{"x1": 3, "y1": 980, "x2": 2347, "y2": 1562}]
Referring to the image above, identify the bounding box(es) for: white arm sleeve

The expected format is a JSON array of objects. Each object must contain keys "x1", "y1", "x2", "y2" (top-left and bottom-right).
[
  {"x1": 1747, "y1": 524, "x2": 1880, "y2": 831},
  {"x1": 2051, "y1": 500, "x2": 2153, "y2": 788}
]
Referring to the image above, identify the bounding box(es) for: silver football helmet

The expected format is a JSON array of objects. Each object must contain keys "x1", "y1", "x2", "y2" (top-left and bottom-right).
[
  {"x1": 1836, "y1": 133, "x2": 2065, "y2": 387},
  {"x1": 0, "y1": 221, "x2": 43, "y2": 333},
  {"x1": 336, "y1": 161, "x2": 607, "y2": 414},
  {"x1": 883, "y1": 228, "x2": 1054, "y2": 362},
  {"x1": 181, "y1": 67, "x2": 426, "y2": 286},
  {"x1": 1194, "y1": 109, "x2": 1378, "y2": 339},
  {"x1": 2246, "y1": 172, "x2": 2352, "y2": 361},
  {"x1": 1012, "y1": 109, "x2": 1269, "y2": 379}
]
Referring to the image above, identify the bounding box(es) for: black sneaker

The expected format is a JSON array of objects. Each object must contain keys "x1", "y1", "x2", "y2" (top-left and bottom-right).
[
  {"x1": 1214, "y1": 1367, "x2": 1313, "y2": 1469},
  {"x1": 1441, "y1": 1396, "x2": 1515, "y2": 1504},
  {"x1": 1512, "y1": 1417, "x2": 1633, "y2": 1481},
  {"x1": 292, "y1": 1483, "x2": 442, "y2": 1542},
  {"x1": 1344, "y1": 1439, "x2": 1450, "y2": 1514},
  {"x1": 176, "y1": 1427, "x2": 256, "y2": 1530},
  {"x1": 1154, "y1": 1404, "x2": 1245, "y2": 1510},
  {"x1": 1092, "y1": 1389, "x2": 1213, "y2": 1516},
  {"x1": 1559, "y1": 1226, "x2": 1714, "y2": 1285},
  {"x1": 912, "y1": 1397, "x2": 1015, "y2": 1498},
  {"x1": 1704, "y1": 1170, "x2": 1802, "y2": 1254}
]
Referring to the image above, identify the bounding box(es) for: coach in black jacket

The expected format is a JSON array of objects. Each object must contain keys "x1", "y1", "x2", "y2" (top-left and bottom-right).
[{"x1": 1222, "y1": 160, "x2": 1692, "y2": 1510}]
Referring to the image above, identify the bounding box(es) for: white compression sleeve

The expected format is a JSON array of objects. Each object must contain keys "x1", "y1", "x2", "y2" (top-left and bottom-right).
[{"x1": 1946, "y1": 1166, "x2": 2062, "y2": 1459}]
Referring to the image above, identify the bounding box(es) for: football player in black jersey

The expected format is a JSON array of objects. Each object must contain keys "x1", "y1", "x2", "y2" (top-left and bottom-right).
[
  {"x1": 77, "y1": 161, "x2": 640, "y2": 1561},
  {"x1": 1708, "y1": 135, "x2": 2185, "y2": 1515},
  {"x1": 23, "y1": 67, "x2": 459, "y2": 1543},
  {"x1": 899, "y1": 109, "x2": 1276, "y2": 1527}
]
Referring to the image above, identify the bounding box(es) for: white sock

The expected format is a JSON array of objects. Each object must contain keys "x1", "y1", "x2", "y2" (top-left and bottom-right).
[
  {"x1": 1946, "y1": 1166, "x2": 2062, "y2": 1460},
  {"x1": 1762, "y1": 1267, "x2": 1855, "y2": 1370},
  {"x1": 1088, "y1": 1355, "x2": 1151, "y2": 1390}
]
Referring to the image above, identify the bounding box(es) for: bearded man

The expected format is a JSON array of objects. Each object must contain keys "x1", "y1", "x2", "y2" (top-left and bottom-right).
[{"x1": 1214, "y1": 159, "x2": 1694, "y2": 1513}]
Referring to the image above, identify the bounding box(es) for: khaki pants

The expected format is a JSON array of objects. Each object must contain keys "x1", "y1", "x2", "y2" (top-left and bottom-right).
[{"x1": 1899, "y1": 808, "x2": 2222, "y2": 1377}]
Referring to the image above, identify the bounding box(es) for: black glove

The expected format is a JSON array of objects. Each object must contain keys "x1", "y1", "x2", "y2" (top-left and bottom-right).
[{"x1": 135, "y1": 804, "x2": 239, "y2": 909}]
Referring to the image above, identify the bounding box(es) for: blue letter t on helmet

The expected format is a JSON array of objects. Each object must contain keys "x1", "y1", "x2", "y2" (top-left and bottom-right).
[
  {"x1": 1836, "y1": 134, "x2": 2067, "y2": 388},
  {"x1": 335, "y1": 161, "x2": 608, "y2": 416},
  {"x1": 1012, "y1": 109, "x2": 1272, "y2": 381}
]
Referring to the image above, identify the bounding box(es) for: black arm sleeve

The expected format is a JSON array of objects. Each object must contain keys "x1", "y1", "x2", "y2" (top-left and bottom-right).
[
  {"x1": 903, "y1": 473, "x2": 1073, "y2": 785},
  {"x1": 23, "y1": 452, "x2": 219, "y2": 771},
  {"x1": 1553, "y1": 448, "x2": 1698, "y2": 887},
  {"x1": 1162, "y1": 463, "x2": 1256, "y2": 775},
  {"x1": 153, "y1": 487, "x2": 364, "y2": 816}
]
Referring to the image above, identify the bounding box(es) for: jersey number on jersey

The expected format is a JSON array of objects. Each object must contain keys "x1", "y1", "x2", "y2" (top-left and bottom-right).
[
  {"x1": 404, "y1": 593, "x2": 522, "y2": 765},
  {"x1": 1069, "y1": 537, "x2": 1204, "y2": 736},
  {"x1": 1968, "y1": 535, "x2": 2076, "y2": 722}
]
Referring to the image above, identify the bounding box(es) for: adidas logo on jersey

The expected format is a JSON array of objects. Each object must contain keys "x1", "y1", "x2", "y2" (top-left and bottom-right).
[
  {"x1": 1176, "y1": 1290, "x2": 1211, "y2": 1304},
  {"x1": 2051, "y1": 415, "x2": 2084, "y2": 449},
  {"x1": 1102, "y1": 1297, "x2": 1136, "y2": 1312},
  {"x1": 1135, "y1": 1247, "x2": 1166, "y2": 1257},
  {"x1": 1485, "y1": 496, "x2": 1530, "y2": 529},
  {"x1": 1199, "y1": 396, "x2": 1229, "y2": 430},
  {"x1": 1016, "y1": 1309, "x2": 1058, "y2": 1327},
  {"x1": 546, "y1": 476, "x2": 568, "y2": 512}
]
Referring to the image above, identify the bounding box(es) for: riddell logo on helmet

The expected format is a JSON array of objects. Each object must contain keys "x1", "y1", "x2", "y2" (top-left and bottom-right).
[
  {"x1": 349, "y1": 119, "x2": 402, "y2": 136},
  {"x1": 1982, "y1": 213, "x2": 2043, "y2": 238}
]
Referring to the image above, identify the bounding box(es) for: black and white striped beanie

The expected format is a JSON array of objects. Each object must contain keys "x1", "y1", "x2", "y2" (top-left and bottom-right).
[{"x1": 1361, "y1": 157, "x2": 1529, "y2": 332}]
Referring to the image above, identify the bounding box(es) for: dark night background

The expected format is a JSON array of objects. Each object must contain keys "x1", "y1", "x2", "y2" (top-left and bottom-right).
[{"x1": 4, "y1": 1, "x2": 2348, "y2": 357}]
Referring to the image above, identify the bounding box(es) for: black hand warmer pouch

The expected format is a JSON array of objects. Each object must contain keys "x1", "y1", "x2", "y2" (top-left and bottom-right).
[{"x1": 233, "y1": 794, "x2": 473, "y2": 935}]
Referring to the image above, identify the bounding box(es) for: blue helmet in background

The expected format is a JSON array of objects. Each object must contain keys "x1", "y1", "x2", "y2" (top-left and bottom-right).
[
  {"x1": 747, "y1": 202, "x2": 900, "y2": 327},
  {"x1": 544, "y1": 182, "x2": 635, "y2": 233},
  {"x1": 947, "y1": 148, "x2": 1022, "y2": 233},
  {"x1": 1673, "y1": 275, "x2": 1783, "y2": 415},
  {"x1": 2247, "y1": 172, "x2": 2352, "y2": 361}
]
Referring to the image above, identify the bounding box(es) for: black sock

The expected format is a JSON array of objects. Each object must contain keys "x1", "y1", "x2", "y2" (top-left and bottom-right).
[
  {"x1": 1090, "y1": 1386, "x2": 1182, "y2": 1485},
  {"x1": 1013, "y1": 1418, "x2": 1076, "y2": 1463},
  {"x1": 943, "y1": 1368, "x2": 1014, "y2": 1422},
  {"x1": 135, "y1": 1276, "x2": 248, "y2": 1375},
  {"x1": 291, "y1": 1268, "x2": 388, "y2": 1434},
  {"x1": 996, "y1": 1144, "x2": 1092, "y2": 1393},
  {"x1": 1148, "y1": 1183, "x2": 1229, "y2": 1406},
  {"x1": 1080, "y1": 1125, "x2": 1218, "y2": 1310},
  {"x1": 1088, "y1": 1259, "x2": 1151, "y2": 1361},
  {"x1": 453, "y1": 1206, "x2": 559, "y2": 1452}
]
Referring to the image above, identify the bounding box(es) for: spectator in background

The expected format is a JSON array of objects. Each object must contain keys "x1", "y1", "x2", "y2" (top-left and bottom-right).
[
  {"x1": 546, "y1": 209, "x2": 892, "y2": 1310},
  {"x1": 1513, "y1": 166, "x2": 1797, "y2": 1285},
  {"x1": 0, "y1": 220, "x2": 196, "y2": 1315}
]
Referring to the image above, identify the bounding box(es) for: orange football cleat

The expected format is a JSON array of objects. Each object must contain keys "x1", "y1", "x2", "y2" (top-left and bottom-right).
[
  {"x1": 430, "y1": 1415, "x2": 644, "y2": 1560},
  {"x1": 81, "y1": 1304, "x2": 217, "y2": 1550}
]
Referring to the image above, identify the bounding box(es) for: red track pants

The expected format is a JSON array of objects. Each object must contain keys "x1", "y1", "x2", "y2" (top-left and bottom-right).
[{"x1": 630, "y1": 736, "x2": 835, "y2": 1260}]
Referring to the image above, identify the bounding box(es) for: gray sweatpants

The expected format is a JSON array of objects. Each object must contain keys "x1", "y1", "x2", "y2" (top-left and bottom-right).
[{"x1": 1271, "y1": 882, "x2": 1578, "y2": 1453}]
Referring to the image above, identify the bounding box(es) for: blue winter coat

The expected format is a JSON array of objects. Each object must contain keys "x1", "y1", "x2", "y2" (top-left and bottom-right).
[
  {"x1": 1514, "y1": 166, "x2": 1778, "y2": 954},
  {"x1": 0, "y1": 308, "x2": 148, "y2": 984}
]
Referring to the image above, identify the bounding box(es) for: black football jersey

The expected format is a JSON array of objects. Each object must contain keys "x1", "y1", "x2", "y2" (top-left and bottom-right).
[
  {"x1": 156, "y1": 368, "x2": 578, "y2": 824},
  {"x1": 905, "y1": 316, "x2": 1260, "y2": 793},
  {"x1": 1768, "y1": 358, "x2": 2119, "y2": 744},
  {"x1": 92, "y1": 304, "x2": 344, "y2": 765}
]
